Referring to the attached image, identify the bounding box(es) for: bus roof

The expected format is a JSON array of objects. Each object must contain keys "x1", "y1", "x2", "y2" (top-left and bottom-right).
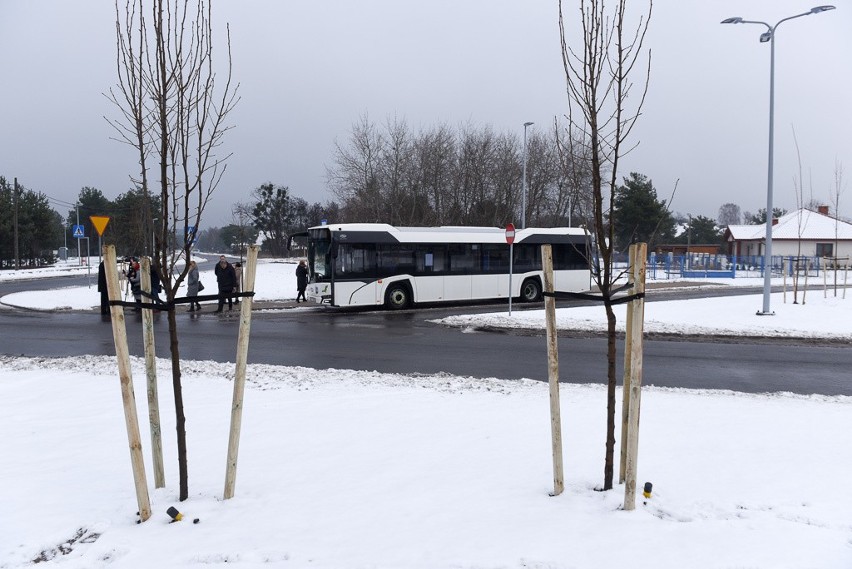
[{"x1": 307, "y1": 223, "x2": 588, "y2": 245}]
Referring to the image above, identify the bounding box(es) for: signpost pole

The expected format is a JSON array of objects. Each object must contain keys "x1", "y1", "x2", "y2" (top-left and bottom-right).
[
  {"x1": 509, "y1": 243, "x2": 513, "y2": 316},
  {"x1": 506, "y1": 224, "x2": 515, "y2": 316},
  {"x1": 90, "y1": 216, "x2": 111, "y2": 267},
  {"x1": 76, "y1": 205, "x2": 81, "y2": 265}
]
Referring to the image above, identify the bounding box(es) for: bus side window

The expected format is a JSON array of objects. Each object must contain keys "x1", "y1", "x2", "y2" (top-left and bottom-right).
[
  {"x1": 448, "y1": 244, "x2": 477, "y2": 274},
  {"x1": 432, "y1": 247, "x2": 446, "y2": 272},
  {"x1": 480, "y1": 244, "x2": 510, "y2": 273},
  {"x1": 552, "y1": 243, "x2": 588, "y2": 270},
  {"x1": 514, "y1": 244, "x2": 538, "y2": 271},
  {"x1": 336, "y1": 243, "x2": 376, "y2": 278},
  {"x1": 378, "y1": 244, "x2": 416, "y2": 277},
  {"x1": 415, "y1": 245, "x2": 447, "y2": 274}
]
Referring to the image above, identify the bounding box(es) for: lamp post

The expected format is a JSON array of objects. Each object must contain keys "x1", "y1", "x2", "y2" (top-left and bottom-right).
[
  {"x1": 151, "y1": 217, "x2": 158, "y2": 257},
  {"x1": 521, "y1": 121, "x2": 534, "y2": 229},
  {"x1": 721, "y1": 5, "x2": 835, "y2": 315}
]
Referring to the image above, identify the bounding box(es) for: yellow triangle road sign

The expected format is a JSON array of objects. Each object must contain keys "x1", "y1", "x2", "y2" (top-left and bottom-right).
[{"x1": 89, "y1": 216, "x2": 110, "y2": 236}]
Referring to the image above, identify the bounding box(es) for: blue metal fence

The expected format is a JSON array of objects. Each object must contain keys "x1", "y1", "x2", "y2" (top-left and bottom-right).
[{"x1": 636, "y1": 253, "x2": 826, "y2": 280}]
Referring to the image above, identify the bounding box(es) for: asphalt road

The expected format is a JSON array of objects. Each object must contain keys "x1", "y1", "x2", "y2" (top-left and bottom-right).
[{"x1": 1, "y1": 280, "x2": 851, "y2": 396}]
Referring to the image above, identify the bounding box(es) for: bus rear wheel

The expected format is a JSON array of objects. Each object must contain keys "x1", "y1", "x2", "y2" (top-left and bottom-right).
[
  {"x1": 521, "y1": 278, "x2": 543, "y2": 302},
  {"x1": 385, "y1": 283, "x2": 411, "y2": 310}
]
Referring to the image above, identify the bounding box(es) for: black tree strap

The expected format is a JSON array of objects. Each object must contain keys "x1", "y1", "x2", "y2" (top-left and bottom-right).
[
  {"x1": 109, "y1": 291, "x2": 256, "y2": 312},
  {"x1": 542, "y1": 288, "x2": 645, "y2": 305}
]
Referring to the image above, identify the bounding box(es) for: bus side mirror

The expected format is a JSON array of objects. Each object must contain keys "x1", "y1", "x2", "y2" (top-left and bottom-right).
[{"x1": 330, "y1": 241, "x2": 339, "y2": 259}]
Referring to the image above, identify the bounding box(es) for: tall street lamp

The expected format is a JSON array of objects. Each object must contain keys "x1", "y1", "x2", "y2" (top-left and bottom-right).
[
  {"x1": 521, "y1": 121, "x2": 534, "y2": 229},
  {"x1": 721, "y1": 5, "x2": 835, "y2": 315}
]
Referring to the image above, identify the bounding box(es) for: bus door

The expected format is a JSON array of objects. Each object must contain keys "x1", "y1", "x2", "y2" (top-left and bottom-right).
[
  {"x1": 334, "y1": 243, "x2": 377, "y2": 306},
  {"x1": 413, "y1": 245, "x2": 445, "y2": 302},
  {"x1": 475, "y1": 244, "x2": 511, "y2": 299},
  {"x1": 444, "y1": 243, "x2": 475, "y2": 301}
]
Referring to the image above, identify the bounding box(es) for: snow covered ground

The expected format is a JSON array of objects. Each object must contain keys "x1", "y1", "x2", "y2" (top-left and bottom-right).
[
  {"x1": 436, "y1": 288, "x2": 852, "y2": 340},
  {"x1": 0, "y1": 256, "x2": 302, "y2": 309},
  {"x1": 1, "y1": 263, "x2": 851, "y2": 568}
]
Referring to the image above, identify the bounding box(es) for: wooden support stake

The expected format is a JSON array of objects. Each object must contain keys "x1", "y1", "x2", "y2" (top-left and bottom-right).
[
  {"x1": 619, "y1": 245, "x2": 636, "y2": 485},
  {"x1": 103, "y1": 246, "x2": 151, "y2": 521},
  {"x1": 783, "y1": 259, "x2": 788, "y2": 304},
  {"x1": 623, "y1": 242, "x2": 647, "y2": 511},
  {"x1": 224, "y1": 245, "x2": 259, "y2": 499},
  {"x1": 802, "y1": 259, "x2": 809, "y2": 305},
  {"x1": 541, "y1": 244, "x2": 564, "y2": 496},
  {"x1": 139, "y1": 257, "x2": 165, "y2": 488}
]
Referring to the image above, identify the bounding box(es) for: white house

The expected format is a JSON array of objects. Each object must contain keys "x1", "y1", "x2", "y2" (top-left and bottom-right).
[{"x1": 724, "y1": 206, "x2": 852, "y2": 260}]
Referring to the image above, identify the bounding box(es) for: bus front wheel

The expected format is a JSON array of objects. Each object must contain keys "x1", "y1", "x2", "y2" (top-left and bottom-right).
[
  {"x1": 385, "y1": 284, "x2": 411, "y2": 310},
  {"x1": 521, "y1": 278, "x2": 543, "y2": 302}
]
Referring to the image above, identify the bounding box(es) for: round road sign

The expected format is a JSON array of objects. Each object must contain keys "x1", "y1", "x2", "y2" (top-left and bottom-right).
[{"x1": 505, "y1": 223, "x2": 515, "y2": 244}]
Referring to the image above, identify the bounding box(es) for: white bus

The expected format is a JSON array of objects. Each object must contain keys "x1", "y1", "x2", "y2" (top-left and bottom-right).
[{"x1": 291, "y1": 223, "x2": 591, "y2": 309}]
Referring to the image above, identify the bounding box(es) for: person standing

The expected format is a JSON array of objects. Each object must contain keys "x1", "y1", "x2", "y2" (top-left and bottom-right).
[
  {"x1": 214, "y1": 255, "x2": 236, "y2": 313},
  {"x1": 127, "y1": 261, "x2": 142, "y2": 311},
  {"x1": 295, "y1": 259, "x2": 308, "y2": 302},
  {"x1": 150, "y1": 264, "x2": 162, "y2": 302},
  {"x1": 233, "y1": 262, "x2": 243, "y2": 304},
  {"x1": 97, "y1": 261, "x2": 110, "y2": 315},
  {"x1": 186, "y1": 260, "x2": 202, "y2": 312}
]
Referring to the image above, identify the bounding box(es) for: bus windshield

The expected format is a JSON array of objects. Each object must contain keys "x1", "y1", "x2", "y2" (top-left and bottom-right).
[{"x1": 308, "y1": 228, "x2": 332, "y2": 280}]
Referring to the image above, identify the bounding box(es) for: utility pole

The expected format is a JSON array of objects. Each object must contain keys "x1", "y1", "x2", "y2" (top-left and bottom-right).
[
  {"x1": 521, "y1": 122, "x2": 534, "y2": 229},
  {"x1": 239, "y1": 208, "x2": 245, "y2": 265},
  {"x1": 13, "y1": 178, "x2": 20, "y2": 270}
]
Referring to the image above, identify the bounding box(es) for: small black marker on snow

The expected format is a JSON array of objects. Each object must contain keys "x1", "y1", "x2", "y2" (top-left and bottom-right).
[{"x1": 167, "y1": 506, "x2": 201, "y2": 524}]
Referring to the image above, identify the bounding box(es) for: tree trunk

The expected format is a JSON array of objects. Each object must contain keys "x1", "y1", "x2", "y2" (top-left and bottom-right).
[
  {"x1": 166, "y1": 307, "x2": 188, "y2": 500},
  {"x1": 604, "y1": 301, "x2": 617, "y2": 490}
]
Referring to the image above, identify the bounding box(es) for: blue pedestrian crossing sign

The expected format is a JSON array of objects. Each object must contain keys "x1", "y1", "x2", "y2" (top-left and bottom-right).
[{"x1": 72, "y1": 224, "x2": 85, "y2": 238}]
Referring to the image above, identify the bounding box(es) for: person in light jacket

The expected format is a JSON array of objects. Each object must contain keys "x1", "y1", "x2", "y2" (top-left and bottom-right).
[
  {"x1": 186, "y1": 260, "x2": 202, "y2": 312},
  {"x1": 233, "y1": 262, "x2": 243, "y2": 304},
  {"x1": 127, "y1": 261, "x2": 142, "y2": 311}
]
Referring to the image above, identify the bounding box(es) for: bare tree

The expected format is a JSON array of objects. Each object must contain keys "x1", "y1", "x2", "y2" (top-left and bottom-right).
[
  {"x1": 554, "y1": 120, "x2": 595, "y2": 228},
  {"x1": 414, "y1": 124, "x2": 456, "y2": 225},
  {"x1": 790, "y1": 126, "x2": 813, "y2": 302},
  {"x1": 526, "y1": 128, "x2": 566, "y2": 226},
  {"x1": 488, "y1": 131, "x2": 520, "y2": 226},
  {"x1": 327, "y1": 117, "x2": 603, "y2": 228},
  {"x1": 558, "y1": 0, "x2": 652, "y2": 490},
  {"x1": 232, "y1": 202, "x2": 253, "y2": 262},
  {"x1": 832, "y1": 160, "x2": 845, "y2": 293},
  {"x1": 327, "y1": 113, "x2": 384, "y2": 222},
  {"x1": 453, "y1": 124, "x2": 493, "y2": 224},
  {"x1": 717, "y1": 203, "x2": 742, "y2": 226},
  {"x1": 106, "y1": 0, "x2": 239, "y2": 500}
]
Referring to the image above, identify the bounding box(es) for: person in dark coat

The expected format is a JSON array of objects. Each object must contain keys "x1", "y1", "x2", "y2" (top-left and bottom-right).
[
  {"x1": 97, "y1": 261, "x2": 110, "y2": 314},
  {"x1": 214, "y1": 255, "x2": 237, "y2": 312},
  {"x1": 295, "y1": 259, "x2": 308, "y2": 302},
  {"x1": 150, "y1": 264, "x2": 162, "y2": 302}
]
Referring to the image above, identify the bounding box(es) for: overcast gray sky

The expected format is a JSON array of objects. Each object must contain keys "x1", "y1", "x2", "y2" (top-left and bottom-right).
[{"x1": 2, "y1": 1, "x2": 850, "y2": 228}]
